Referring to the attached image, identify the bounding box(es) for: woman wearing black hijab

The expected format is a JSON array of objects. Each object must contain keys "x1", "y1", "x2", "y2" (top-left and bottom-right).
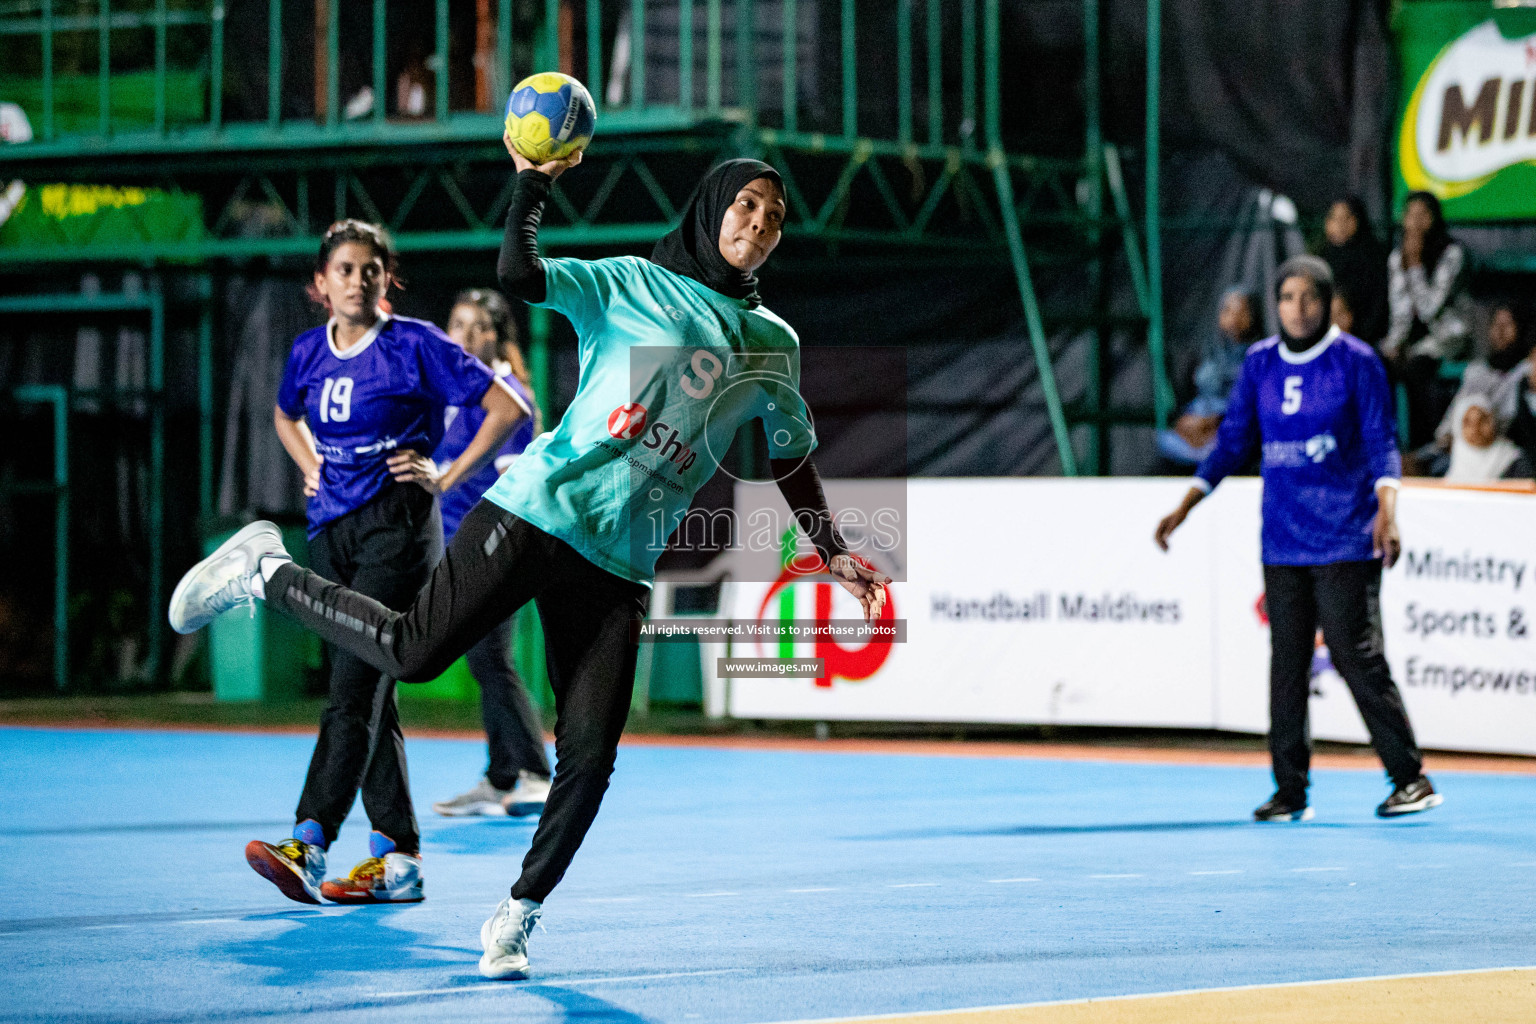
[
  {"x1": 1155, "y1": 255, "x2": 1437, "y2": 824},
  {"x1": 165, "y1": 139, "x2": 889, "y2": 978},
  {"x1": 1320, "y1": 196, "x2": 1389, "y2": 346}
]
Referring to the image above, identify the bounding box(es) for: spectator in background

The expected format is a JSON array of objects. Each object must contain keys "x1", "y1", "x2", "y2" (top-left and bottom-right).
[
  {"x1": 1408, "y1": 302, "x2": 1531, "y2": 476},
  {"x1": 431, "y1": 289, "x2": 551, "y2": 820},
  {"x1": 1320, "y1": 196, "x2": 1388, "y2": 346},
  {"x1": 1445, "y1": 395, "x2": 1530, "y2": 483},
  {"x1": 1484, "y1": 303, "x2": 1534, "y2": 427},
  {"x1": 1384, "y1": 191, "x2": 1472, "y2": 448},
  {"x1": 1501, "y1": 340, "x2": 1536, "y2": 475},
  {"x1": 1157, "y1": 288, "x2": 1264, "y2": 468}
]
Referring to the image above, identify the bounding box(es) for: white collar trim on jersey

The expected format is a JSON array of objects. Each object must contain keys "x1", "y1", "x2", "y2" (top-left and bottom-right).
[
  {"x1": 327, "y1": 312, "x2": 391, "y2": 360},
  {"x1": 1277, "y1": 324, "x2": 1339, "y2": 365}
]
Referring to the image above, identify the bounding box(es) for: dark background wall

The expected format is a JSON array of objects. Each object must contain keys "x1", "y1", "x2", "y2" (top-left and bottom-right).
[{"x1": 0, "y1": 0, "x2": 1444, "y2": 691}]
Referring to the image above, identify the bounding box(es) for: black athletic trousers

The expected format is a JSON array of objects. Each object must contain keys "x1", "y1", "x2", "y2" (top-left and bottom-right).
[
  {"x1": 268, "y1": 499, "x2": 648, "y2": 902},
  {"x1": 294, "y1": 483, "x2": 442, "y2": 854},
  {"x1": 468, "y1": 616, "x2": 552, "y2": 788},
  {"x1": 1263, "y1": 560, "x2": 1423, "y2": 801}
]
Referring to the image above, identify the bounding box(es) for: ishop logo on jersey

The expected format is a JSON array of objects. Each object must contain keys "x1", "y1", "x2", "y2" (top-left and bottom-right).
[
  {"x1": 607, "y1": 403, "x2": 648, "y2": 439},
  {"x1": 640, "y1": 421, "x2": 698, "y2": 474},
  {"x1": 1401, "y1": 21, "x2": 1536, "y2": 199}
]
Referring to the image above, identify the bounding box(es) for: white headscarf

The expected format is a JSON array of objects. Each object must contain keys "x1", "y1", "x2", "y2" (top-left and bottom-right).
[{"x1": 1445, "y1": 394, "x2": 1522, "y2": 483}]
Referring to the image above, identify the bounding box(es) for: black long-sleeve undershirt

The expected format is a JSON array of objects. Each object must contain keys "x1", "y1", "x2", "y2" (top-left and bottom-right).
[
  {"x1": 496, "y1": 169, "x2": 553, "y2": 303},
  {"x1": 769, "y1": 458, "x2": 848, "y2": 567}
]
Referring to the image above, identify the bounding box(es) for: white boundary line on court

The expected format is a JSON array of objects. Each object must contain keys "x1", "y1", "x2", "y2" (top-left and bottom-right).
[{"x1": 742, "y1": 964, "x2": 1536, "y2": 1024}]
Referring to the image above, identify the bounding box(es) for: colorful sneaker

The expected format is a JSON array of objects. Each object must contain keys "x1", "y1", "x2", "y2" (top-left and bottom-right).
[
  {"x1": 433, "y1": 776, "x2": 511, "y2": 817},
  {"x1": 319, "y1": 832, "x2": 424, "y2": 903},
  {"x1": 479, "y1": 896, "x2": 541, "y2": 979},
  {"x1": 1376, "y1": 775, "x2": 1443, "y2": 818},
  {"x1": 245, "y1": 820, "x2": 327, "y2": 904},
  {"x1": 503, "y1": 771, "x2": 551, "y2": 818},
  {"x1": 1253, "y1": 793, "x2": 1313, "y2": 822},
  {"x1": 168, "y1": 521, "x2": 289, "y2": 634}
]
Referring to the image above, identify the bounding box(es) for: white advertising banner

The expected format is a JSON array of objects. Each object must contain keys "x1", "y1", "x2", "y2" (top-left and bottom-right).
[
  {"x1": 1387, "y1": 489, "x2": 1536, "y2": 754},
  {"x1": 1210, "y1": 483, "x2": 1536, "y2": 755},
  {"x1": 720, "y1": 478, "x2": 1536, "y2": 757},
  {"x1": 725, "y1": 479, "x2": 1218, "y2": 728}
]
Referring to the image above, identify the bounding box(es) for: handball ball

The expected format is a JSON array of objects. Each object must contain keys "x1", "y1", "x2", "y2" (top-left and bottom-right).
[{"x1": 504, "y1": 72, "x2": 597, "y2": 163}]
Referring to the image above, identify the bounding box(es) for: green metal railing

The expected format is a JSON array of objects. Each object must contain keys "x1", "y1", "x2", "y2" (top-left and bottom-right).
[
  {"x1": 4, "y1": 1, "x2": 1153, "y2": 165},
  {"x1": 3, "y1": 0, "x2": 1169, "y2": 479},
  {"x1": 5, "y1": 385, "x2": 69, "y2": 693},
  {"x1": 0, "y1": 289, "x2": 178, "y2": 690}
]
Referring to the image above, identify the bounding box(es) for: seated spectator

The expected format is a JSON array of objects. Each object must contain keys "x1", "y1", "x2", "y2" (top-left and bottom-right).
[
  {"x1": 1483, "y1": 302, "x2": 1534, "y2": 429},
  {"x1": 1321, "y1": 196, "x2": 1388, "y2": 346},
  {"x1": 1502, "y1": 345, "x2": 1536, "y2": 475},
  {"x1": 1157, "y1": 288, "x2": 1263, "y2": 468},
  {"x1": 1409, "y1": 302, "x2": 1532, "y2": 476},
  {"x1": 1445, "y1": 395, "x2": 1530, "y2": 483},
  {"x1": 1384, "y1": 191, "x2": 1472, "y2": 448}
]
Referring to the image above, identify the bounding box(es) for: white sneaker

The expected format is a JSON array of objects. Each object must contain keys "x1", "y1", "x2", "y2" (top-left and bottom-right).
[
  {"x1": 479, "y1": 896, "x2": 541, "y2": 979},
  {"x1": 503, "y1": 771, "x2": 551, "y2": 818},
  {"x1": 433, "y1": 776, "x2": 511, "y2": 817},
  {"x1": 245, "y1": 837, "x2": 327, "y2": 904},
  {"x1": 168, "y1": 521, "x2": 289, "y2": 633}
]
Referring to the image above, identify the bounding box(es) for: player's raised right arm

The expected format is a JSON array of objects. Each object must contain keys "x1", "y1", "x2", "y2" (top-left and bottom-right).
[{"x1": 496, "y1": 136, "x2": 582, "y2": 303}]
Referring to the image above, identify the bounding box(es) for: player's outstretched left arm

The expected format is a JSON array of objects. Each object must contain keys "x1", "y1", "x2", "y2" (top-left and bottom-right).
[{"x1": 769, "y1": 457, "x2": 891, "y2": 623}]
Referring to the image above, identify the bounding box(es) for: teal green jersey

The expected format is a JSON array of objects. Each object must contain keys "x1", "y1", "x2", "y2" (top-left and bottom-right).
[{"x1": 482, "y1": 256, "x2": 817, "y2": 584}]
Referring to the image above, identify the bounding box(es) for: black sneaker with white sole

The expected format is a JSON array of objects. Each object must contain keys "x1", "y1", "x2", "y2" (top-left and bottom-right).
[
  {"x1": 1253, "y1": 793, "x2": 1313, "y2": 822},
  {"x1": 1376, "y1": 775, "x2": 1442, "y2": 817}
]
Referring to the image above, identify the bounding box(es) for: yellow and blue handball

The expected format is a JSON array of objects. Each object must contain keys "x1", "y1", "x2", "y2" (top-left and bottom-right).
[{"x1": 504, "y1": 72, "x2": 597, "y2": 163}]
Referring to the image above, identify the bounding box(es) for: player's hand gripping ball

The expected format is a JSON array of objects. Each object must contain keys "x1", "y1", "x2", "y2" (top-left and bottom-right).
[{"x1": 504, "y1": 72, "x2": 597, "y2": 163}]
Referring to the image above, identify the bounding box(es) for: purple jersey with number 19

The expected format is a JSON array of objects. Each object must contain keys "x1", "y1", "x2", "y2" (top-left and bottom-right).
[
  {"x1": 277, "y1": 314, "x2": 495, "y2": 538},
  {"x1": 1195, "y1": 326, "x2": 1402, "y2": 566}
]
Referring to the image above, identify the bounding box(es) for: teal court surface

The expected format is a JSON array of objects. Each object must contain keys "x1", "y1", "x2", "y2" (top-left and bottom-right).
[{"x1": 4, "y1": 725, "x2": 1536, "y2": 1023}]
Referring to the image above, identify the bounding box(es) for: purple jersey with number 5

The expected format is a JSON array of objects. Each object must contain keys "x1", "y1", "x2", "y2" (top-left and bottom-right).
[
  {"x1": 277, "y1": 314, "x2": 494, "y2": 537},
  {"x1": 1195, "y1": 326, "x2": 1402, "y2": 566}
]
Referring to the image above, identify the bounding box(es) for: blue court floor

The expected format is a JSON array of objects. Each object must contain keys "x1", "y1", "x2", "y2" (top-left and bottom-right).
[{"x1": 4, "y1": 726, "x2": 1536, "y2": 1023}]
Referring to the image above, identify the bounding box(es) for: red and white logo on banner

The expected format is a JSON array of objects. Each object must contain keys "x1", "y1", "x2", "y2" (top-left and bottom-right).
[{"x1": 607, "y1": 403, "x2": 648, "y2": 439}]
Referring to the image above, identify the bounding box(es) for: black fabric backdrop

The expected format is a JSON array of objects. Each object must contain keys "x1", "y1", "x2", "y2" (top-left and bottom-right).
[
  {"x1": 209, "y1": 0, "x2": 1389, "y2": 507},
  {"x1": 825, "y1": 0, "x2": 1395, "y2": 222}
]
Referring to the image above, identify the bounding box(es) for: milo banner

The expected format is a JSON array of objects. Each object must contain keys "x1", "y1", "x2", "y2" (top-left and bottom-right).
[{"x1": 1396, "y1": 1, "x2": 1536, "y2": 219}]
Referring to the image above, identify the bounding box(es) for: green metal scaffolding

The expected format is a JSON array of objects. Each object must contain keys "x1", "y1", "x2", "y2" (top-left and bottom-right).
[
  {"x1": 1, "y1": 0, "x2": 1168, "y2": 684},
  {"x1": 0, "y1": 288, "x2": 176, "y2": 690}
]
